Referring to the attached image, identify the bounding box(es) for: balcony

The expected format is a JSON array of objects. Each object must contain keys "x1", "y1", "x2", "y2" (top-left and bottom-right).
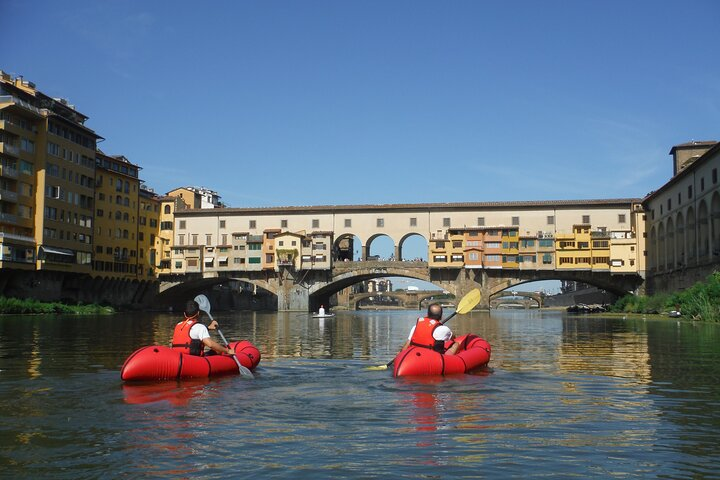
[
  {"x1": 0, "y1": 231, "x2": 35, "y2": 244},
  {"x1": 0, "y1": 95, "x2": 45, "y2": 117},
  {"x1": 0, "y1": 212, "x2": 18, "y2": 224},
  {"x1": 0, "y1": 189, "x2": 18, "y2": 202},
  {"x1": 0, "y1": 142, "x2": 20, "y2": 157},
  {"x1": 0, "y1": 165, "x2": 18, "y2": 179}
]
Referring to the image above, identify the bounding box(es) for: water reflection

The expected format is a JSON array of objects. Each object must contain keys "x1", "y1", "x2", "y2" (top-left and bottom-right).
[
  {"x1": 122, "y1": 378, "x2": 211, "y2": 406},
  {"x1": 1, "y1": 310, "x2": 720, "y2": 478}
]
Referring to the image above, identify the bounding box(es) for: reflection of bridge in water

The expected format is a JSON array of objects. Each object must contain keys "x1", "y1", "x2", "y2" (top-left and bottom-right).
[{"x1": 349, "y1": 290, "x2": 449, "y2": 310}]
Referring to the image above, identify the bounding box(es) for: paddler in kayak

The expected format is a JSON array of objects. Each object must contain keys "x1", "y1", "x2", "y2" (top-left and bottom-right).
[
  {"x1": 399, "y1": 303, "x2": 460, "y2": 355},
  {"x1": 171, "y1": 299, "x2": 235, "y2": 357}
]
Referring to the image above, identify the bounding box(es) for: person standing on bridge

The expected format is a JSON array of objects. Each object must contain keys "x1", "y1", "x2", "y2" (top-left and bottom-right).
[
  {"x1": 171, "y1": 299, "x2": 235, "y2": 357},
  {"x1": 399, "y1": 303, "x2": 460, "y2": 355}
]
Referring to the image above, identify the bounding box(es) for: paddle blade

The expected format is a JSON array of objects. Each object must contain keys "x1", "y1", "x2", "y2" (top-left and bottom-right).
[
  {"x1": 456, "y1": 288, "x2": 482, "y2": 314},
  {"x1": 365, "y1": 364, "x2": 389, "y2": 371},
  {"x1": 194, "y1": 294, "x2": 211, "y2": 314}
]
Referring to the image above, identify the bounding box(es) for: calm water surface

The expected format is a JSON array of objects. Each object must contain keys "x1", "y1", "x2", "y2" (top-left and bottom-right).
[{"x1": 1, "y1": 309, "x2": 719, "y2": 478}]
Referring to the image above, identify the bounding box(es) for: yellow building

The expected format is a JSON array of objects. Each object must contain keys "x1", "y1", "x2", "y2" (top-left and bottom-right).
[
  {"x1": 93, "y1": 151, "x2": 141, "y2": 279},
  {"x1": 138, "y1": 185, "x2": 161, "y2": 280},
  {"x1": 1, "y1": 71, "x2": 98, "y2": 275},
  {"x1": 262, "y1": 229, "x2": 280, "y2": 270},
  {"x1": 155, "y1": 195, "x2": 188, "y2": 275},
  {"x1": 555, "y1": 224, "x2": 593, "y2": 270},
  {"x1": 518, "y1": 234, "x2": 538, "y2": 270},
  {"x1": 590, "y1": 229, "x2": 611, "y2": 272},
  {"x1": 275, "y1": 231, "x2": 303, "y2": 270},
  {"x1": 501, "y1": 228, "x2": 519, "y2": 269},
  {"x1": 166, "y1": 186, "x2": 223, "y2": 209},
  {"x1": 428, "y1": 230, "x2": 451, "y2": 267}
]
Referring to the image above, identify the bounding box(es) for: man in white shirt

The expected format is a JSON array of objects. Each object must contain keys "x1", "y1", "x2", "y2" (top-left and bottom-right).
[{"x1": 172, "y1": 300, "x2": 234, "y2": 356}]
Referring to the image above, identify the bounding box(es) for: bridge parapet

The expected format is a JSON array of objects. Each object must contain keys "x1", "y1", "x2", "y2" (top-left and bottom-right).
[{"x1": 333, "y1": 260, "x2": 428, "y2": 273}]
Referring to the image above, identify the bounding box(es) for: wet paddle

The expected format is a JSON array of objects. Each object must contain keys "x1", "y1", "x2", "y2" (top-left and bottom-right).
[
  {"x1": 366, "y1": 288, "x2": 482, "y2": 371},
  {"x1": 194, "y1": 295, "x2": 254, "y2": 379}
]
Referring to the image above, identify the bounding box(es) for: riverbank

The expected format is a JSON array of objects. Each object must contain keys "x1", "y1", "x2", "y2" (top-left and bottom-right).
[
  {"x1": 0, "y1": 296, "x2": 115, "y2": 315},
  {"x1": 610, "y1": 271, "x2": 719, "y2": 322}
]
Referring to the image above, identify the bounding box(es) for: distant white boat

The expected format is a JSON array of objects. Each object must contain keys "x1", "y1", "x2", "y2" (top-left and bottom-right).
[{"x1": 312, "y1": 313, "x2": 335, "y2": 318}]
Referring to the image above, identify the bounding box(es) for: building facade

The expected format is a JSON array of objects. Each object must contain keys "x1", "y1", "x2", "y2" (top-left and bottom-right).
[
  {"x1": 1, "y1": 71, "x2": 98, "y2": 277},
  {"x1": 644, "y1": 141, "x2": 720, "y2": 293}
]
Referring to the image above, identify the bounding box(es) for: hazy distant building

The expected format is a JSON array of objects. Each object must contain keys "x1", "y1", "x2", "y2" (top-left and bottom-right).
[{"x1": 166, "y1": 186, "x2": 223, "y2": 209}]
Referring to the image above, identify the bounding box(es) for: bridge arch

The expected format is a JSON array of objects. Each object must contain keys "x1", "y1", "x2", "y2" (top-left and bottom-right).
[
  {"x1": 350, "y1": 289, "x2": 449, "y2": 310},
  {"x1": 398, "y1": 232, "x2": 428, "y2": 261},
  {"x1": 490, "y1": 290, "x2": 542, "y2": 308},
  {"x1": 333, "y1": 233, "x2": 362, "y2": 261},
  {"x1": 676, "y1": 211, "x2": 685, "y2": 267},
  {"x1": 366, "y1": 233, "x2": 396, "y2": 260},
  {"x1": 658, "y1": 223, "x2": 666, "y2": 271},
  {"x1": 667, "y1": 216, "x2": 675, "y2": 269},
  {"x1": 687, "y1": 206, "x2": 696, "y2": 263},
  {"x1": 699, "y1": 199, "x2": 710, "y2": 259},
  {"x1": 309, "y1": 262, "x2": 437, "y2": 298},
  {"x1": 648, "y1": 225, "x2": 657, "y2": 272}
]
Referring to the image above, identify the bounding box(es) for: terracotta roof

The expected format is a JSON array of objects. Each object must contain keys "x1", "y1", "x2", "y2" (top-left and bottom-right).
[
  {"x1": 646, "y1": 142, "x2": 720, "y2": 202},
  {"x1": 669, "y1": 140, "x2": 718, "y2": 154},
  {"x1": 175, "y1": 198, "x2": 641, "y2": 216}
]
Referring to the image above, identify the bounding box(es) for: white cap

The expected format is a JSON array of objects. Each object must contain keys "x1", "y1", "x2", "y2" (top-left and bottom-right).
[{"x1": 433, "y1": 325, "x2": 452, "y2": 342}]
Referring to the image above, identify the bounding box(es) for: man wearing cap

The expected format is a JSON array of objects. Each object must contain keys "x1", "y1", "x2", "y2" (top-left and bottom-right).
[
  {"x1": 399, "y1": 303, "x2": 460, "y2": 355},
  {"x1": 171, "y1": 299, "x2": 235, "y2": 356}
]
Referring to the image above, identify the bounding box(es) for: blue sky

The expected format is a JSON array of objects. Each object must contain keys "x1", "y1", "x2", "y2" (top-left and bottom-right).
[{"x1": 3, "y1": 0, "x2": 718, "y2": 210}]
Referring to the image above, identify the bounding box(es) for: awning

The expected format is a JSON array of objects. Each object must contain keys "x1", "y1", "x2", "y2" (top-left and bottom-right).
[
  {"x1": 40, "y1": 246, "x2": 74, "y2": 256},
  {"x1": 204, "y1": 257, "x2": 214, "y2": 263},
  {"x1": 218, "y1": 256, "x2": 228, "y2": 262}
]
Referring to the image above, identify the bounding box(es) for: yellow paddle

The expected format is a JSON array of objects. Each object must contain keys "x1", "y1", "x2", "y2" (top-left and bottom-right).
[{"x1": 366, "y1": 288, "x2": 482, "y2": 371}]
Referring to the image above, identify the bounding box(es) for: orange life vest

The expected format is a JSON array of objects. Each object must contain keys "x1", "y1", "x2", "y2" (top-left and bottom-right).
[
  {"x1": 171, "y1": 314, "x2": 204, "y2": 356},
  {"x1": 410, "y1": 317, "x2": 445, "y2": 352}
]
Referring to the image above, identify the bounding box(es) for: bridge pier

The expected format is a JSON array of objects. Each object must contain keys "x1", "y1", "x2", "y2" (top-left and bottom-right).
[{"x1": 277, "y1": 283, "x2": 310, "y2": 311}]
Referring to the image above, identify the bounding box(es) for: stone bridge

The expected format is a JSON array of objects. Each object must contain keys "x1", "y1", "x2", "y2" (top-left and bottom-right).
[
  {"x1": 489, "y1": 290, "x2": 544, "y2": 309},
  {"x1": 348, "y1": 290, "x2": 448, "y2": 310},
  {"x1": 157, "y1": 260, "x2": 643, "y2": 312}
]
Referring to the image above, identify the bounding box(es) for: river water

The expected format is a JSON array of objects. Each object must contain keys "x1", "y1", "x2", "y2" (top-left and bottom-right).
[{"x1": 1, "y1": 309, "x2": 719, "y2": 479}]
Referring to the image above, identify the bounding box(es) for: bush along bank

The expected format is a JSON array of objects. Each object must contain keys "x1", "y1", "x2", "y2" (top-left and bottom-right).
[
  {"x1": 610, "y1": 271, "x2": 720, "y2": 322},
  {"x1": 0, "y1": 297, "x2": 115, "y2": 315}
]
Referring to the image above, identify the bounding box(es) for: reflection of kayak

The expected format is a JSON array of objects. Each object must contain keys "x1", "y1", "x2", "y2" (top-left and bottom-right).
[
  {"x1": 120, "y1": 340, "x2": 261, "y2": 381},
  {"x1": 393, "y1": 334, "x2": 491, "y2": 377},
  {"x1": 312, "y1": 313, "x2": 335, "y2": 318},
  {"x1": 122, "y1": 378, "x2": 210, "y2": 405}
]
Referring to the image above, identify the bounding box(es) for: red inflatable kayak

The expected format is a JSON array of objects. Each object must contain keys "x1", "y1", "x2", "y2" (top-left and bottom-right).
[
  {"x1": 121, "y1": 340, "x2": 261, "y2": 381},
  {"x1": 393, "y1": 334, "x2": 491, "y2": 377}
]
